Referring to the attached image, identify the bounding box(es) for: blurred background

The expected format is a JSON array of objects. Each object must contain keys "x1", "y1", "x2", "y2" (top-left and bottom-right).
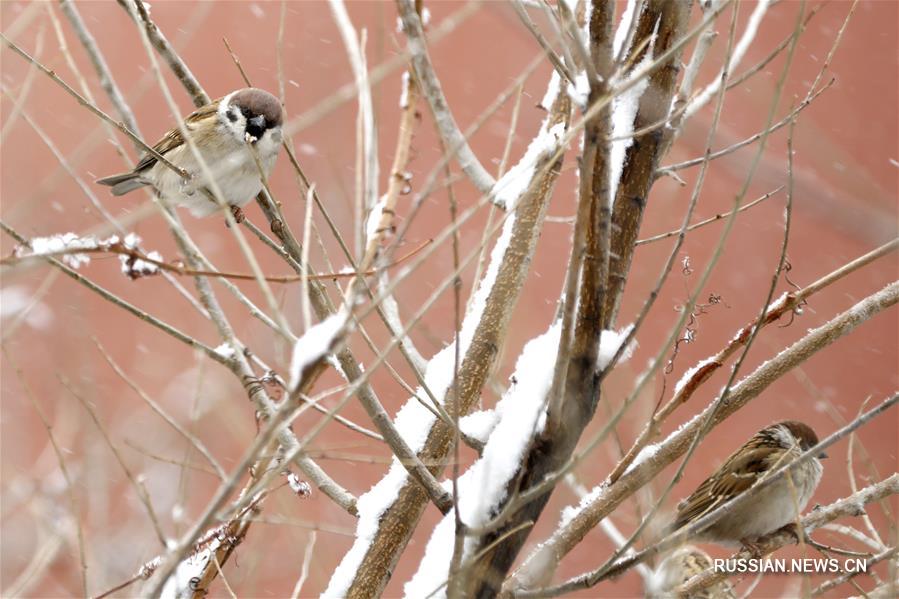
[{"x1": 1, "y1": 1, "x2": 896, "y2": 597}]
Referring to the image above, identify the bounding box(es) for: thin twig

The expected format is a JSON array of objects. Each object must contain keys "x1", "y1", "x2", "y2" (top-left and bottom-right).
[
  {"x1": 0, "y1": 33, "x2": 188, "y2": 178},
  {"x1": 58, "y1": 375, "x2": 169, "y2": 547},
  {"x1": 93, "y1": 339, "x2": 227, "y2": 481},
  {"x1": 635, "y1": 186, "x2": 784, "y2": 245},
  {"x1": 2, "y1": 348, "x2": 89, "y2": 598},
  {"x1": 396, "y1": 0, "x2": 496, "y2": 196}
]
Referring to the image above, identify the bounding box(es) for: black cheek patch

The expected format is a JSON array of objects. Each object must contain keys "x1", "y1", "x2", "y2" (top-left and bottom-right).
[
  {"x1": 246, "y1": 122, "x2": 265, "y2": 141},
  {"x1": 227, "y1": 110, "x2": 238, "y2": 123}
]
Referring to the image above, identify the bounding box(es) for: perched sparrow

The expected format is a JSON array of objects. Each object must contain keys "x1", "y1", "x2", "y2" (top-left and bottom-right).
[
  {"x1": 645, "y1": 546, "x2": 736, "y2": 599},
  {"x1": 672, "y1": 420, "x2": 825, "y2": 546},
  {"x1": 97, "y1": 88, "x2": 283, "y2": 218}
]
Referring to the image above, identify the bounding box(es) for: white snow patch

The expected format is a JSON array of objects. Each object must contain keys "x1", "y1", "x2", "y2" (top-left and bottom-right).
[
  {"x1": 121, "y1": 250, "x2": 163, "y2": 278},
  {"x1": 286, "y1": 472, "x2": 311, "y2": 497},
  {"x1": 566, "y1": 71, "x2": 590, "y2": 110},
  {"x1": 673, "y1": 356, "x2": 716, "y2": 397},
  {"x1": 540, "y1": 70, "x2": 562, "y2": 111},
  {"x1": 213, "y1": 343, "x2": 236, "y2": 360},
  {"x1": 404, "y1": 322, "x2": 562, "y2": 598},
  {"x1": 288, "y1": 312, "x2": 345, "y2": 390},
  {"x1": 18, "y1": 232, "x2": 99, "y2": 269},
  {"x1": 613, "y1": 0, "x2": 638, "y2": 57},
  {"x1": 399, "y1": 71, "x2": 411, "y2": 109},
  {"x1": 560, "y1": 481, "x2": 608, "y2": 528},
  {"x1": 623, "y1": 442, "x2": 660, "y2": 477},
  {"x1": 598, "y1": 325, "x2": 636, "y2": 370},
  {"x1": 491, "y1": 122, "x2": 566, "y2": 210},
  {"x1": 459, "y1": 409, "x2": 499, "y2": 444},
  {"x1": 159, "y1": 539, "x2": 219, "y2": 599}
]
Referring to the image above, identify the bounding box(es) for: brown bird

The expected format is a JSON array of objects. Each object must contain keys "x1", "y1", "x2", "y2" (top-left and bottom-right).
[
  {"x1": 97, "y1": 88, "x2": 282, "y2": 219},
  {"x1": 672, "y1": 420, "x2": 825, "y2": 546},
  {"x1": 645, "y1": 546, "x2": 736, "y2": 599}
]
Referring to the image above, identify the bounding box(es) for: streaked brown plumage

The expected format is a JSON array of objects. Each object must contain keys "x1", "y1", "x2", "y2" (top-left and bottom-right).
[
  {"x1": 97, "y1": 88, "x2": 283, "y2": 218},
  {"x1": 672, "y1": 420, "x2": 824, "y2": 545},
  {"x1": 646, "y1": 546, "x2": 736, "y2": 599}
]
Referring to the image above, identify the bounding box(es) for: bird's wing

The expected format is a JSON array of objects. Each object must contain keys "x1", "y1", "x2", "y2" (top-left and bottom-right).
[
  {"x1": 133, "y1": 100, "x2": 220, "y2": 173},
  {"x1": 673, "y1": 442, "x2": 781, "y2": 530}
]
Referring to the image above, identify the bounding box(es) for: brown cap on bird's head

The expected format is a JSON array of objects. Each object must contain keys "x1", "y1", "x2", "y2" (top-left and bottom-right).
[
  {"x1": 231, "y1": 88, "x2": 283, "y2": 129},
  {"x1": 779, "y1": 420, "x2": 826, "y2": 458}
]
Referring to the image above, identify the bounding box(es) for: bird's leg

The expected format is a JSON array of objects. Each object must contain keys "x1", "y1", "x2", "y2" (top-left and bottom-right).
[
  {"x1": 773, "y1": 522, "x2": 805, "y2": 544},
  {"x1": 739, "y1": 538, "x2": 765, "y2": 558},
  {"x1": 230, "y1": 205, "x2": 245, "y2": 224}
]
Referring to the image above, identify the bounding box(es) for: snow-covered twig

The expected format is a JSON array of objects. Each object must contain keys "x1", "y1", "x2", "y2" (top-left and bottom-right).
[
  {"x1": 0, "y1": 221, "x2": 224, "y2": 364},
  {"x1": 323, "y1": 72, "x2": 572, "y2": 599}
]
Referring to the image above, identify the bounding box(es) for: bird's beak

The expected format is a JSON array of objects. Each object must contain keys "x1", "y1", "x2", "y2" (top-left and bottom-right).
[{"x1": 249, "y1": 115, "x2": 265, "y2": 129}]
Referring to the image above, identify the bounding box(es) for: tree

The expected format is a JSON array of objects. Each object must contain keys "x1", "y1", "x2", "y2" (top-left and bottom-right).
[{"x1": 1, "y1": 1, "x2": 896, "y2": 597}]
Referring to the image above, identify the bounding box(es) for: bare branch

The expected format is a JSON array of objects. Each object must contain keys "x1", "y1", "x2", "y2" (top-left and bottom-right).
[
  {"x1": 115, "y1": 0, "x2": 209, "y2": 106},
  {"x1": 395, "y1": 0, "x2": 497, "y2": 197}
]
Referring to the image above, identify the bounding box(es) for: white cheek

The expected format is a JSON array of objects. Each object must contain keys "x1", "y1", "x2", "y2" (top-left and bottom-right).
[
  {"x1": 218, "y1": 115, "x2": 244, "y2": 142},
  {"x1": 258, "y1": 128, "x2": 282, "y2": 155}
]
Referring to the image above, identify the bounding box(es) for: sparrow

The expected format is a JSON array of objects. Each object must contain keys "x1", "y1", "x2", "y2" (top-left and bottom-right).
[
  {"x1": 645, "y1": 546, "x2": 736, "y2": 599},
  {"x1": 97, "y1": 88, "x2": 283, "y2": 219},
  {"x1": 672, "y1": 420, "x2": 825, "y2": 547}
]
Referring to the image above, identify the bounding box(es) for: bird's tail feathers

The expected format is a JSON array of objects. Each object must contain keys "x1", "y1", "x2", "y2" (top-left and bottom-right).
[{"x1": 96, "y1": 172, "x2": 150, "y2": 196}]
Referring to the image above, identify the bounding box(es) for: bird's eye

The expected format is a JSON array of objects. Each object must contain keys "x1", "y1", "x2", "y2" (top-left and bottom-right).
[{"x1": 227, "y1": 109, "x2": 238, "y2": 123}]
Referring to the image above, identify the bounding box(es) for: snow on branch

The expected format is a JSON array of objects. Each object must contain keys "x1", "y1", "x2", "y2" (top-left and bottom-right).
[
  {"x1": 288, "y1": 311, "x2": 347, "y2": 391},
  {"x1": 490, "y1": 121, "x2": 567, "y2": 211},
  {"x1": 324, "y1": 69, "x2": 571, "y2": 598},
  {"x1": 404, "y1": 321, "x2": 562, "y2": 598},
  {"x1": 11, "y1": 231, "x2": 163, "y2": 278}
]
